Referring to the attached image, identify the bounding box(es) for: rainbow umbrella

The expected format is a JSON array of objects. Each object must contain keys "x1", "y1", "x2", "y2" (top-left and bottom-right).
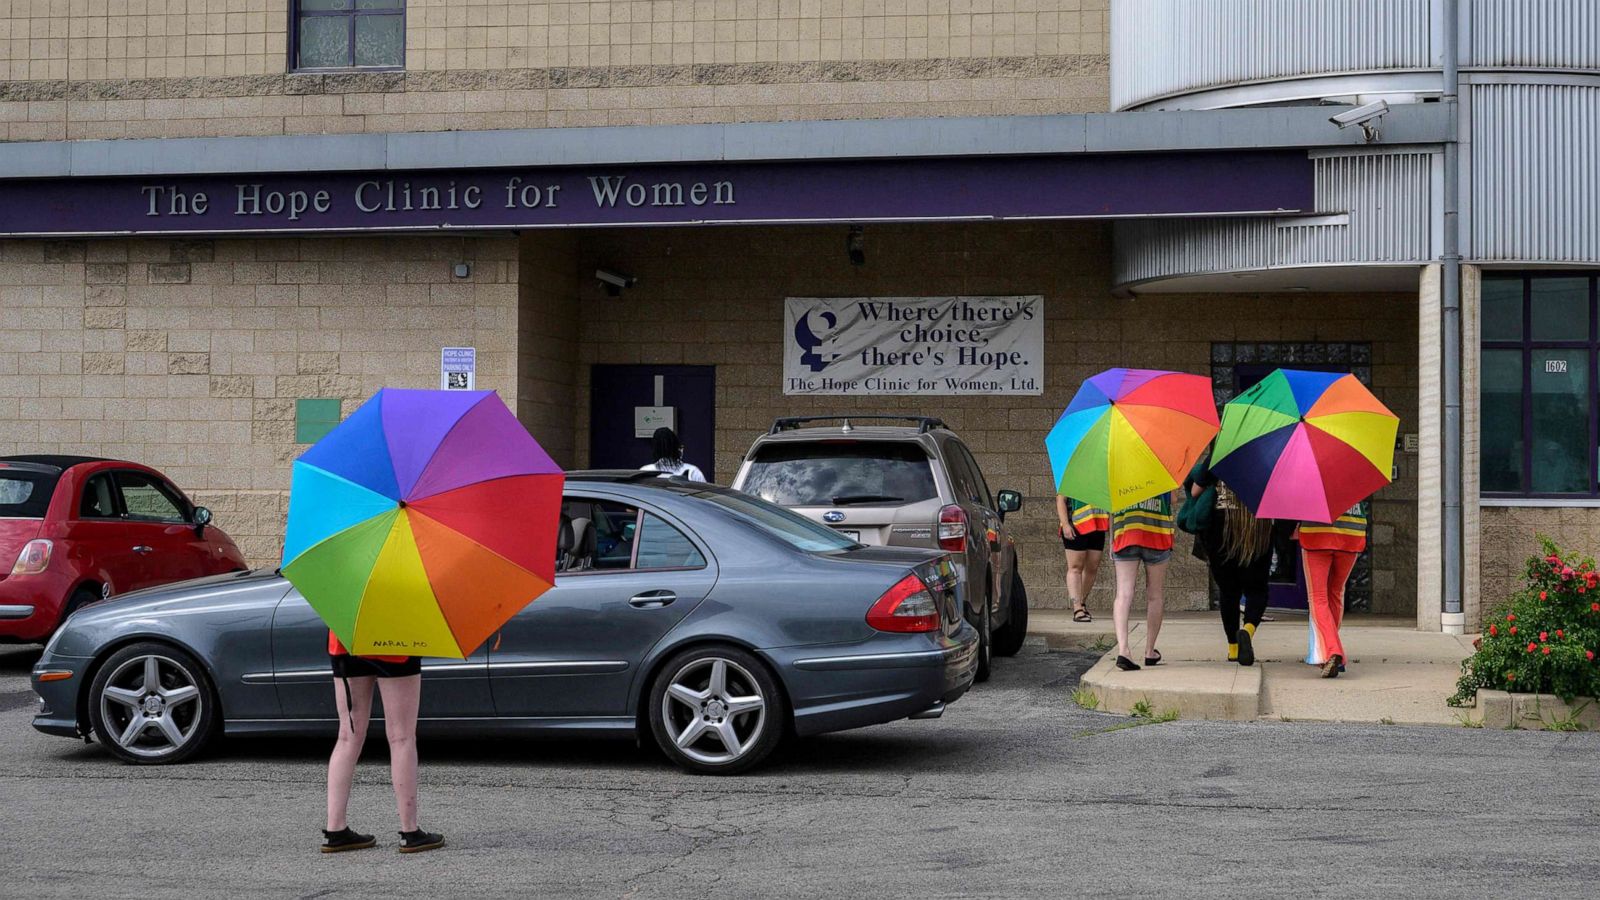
[
  {"x1": 281, "y1": 389, "x2": 564, "y2": 659},
  {"x1": 1209, "y1": 369, "x2": 1397, "y2": 523},
  {"x1": 1045, "y1": 368, "x2": 1220, "y2": 510}
]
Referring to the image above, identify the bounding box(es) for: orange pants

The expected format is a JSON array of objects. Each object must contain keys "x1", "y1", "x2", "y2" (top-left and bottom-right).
[{"x1": 1302, "y1": 548, "x2": 1357, "y2": 664}]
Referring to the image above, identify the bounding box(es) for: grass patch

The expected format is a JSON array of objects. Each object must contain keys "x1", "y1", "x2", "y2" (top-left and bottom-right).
[
  {"x1": 1379, "y1": 716, "x2": 1396, "y2": 726},
  {"x1": 1542, "y1": 712, "x2": 1588, "y2": 733},
  {"x1": 1089, "y1": 634, "x2": 1115, "y2": 653},
  {"x1": 1453, "y1": 712, "x2": 1485, "y2": 729},
  {"x1": 1070, "y1": 687, "x2": 1101, "y2": 710},
  {"x1": 1130, "y1": 697, "x2": 1180, "y2": 723}
]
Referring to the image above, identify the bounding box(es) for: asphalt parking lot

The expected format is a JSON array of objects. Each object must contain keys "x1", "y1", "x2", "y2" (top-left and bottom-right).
[{"x1": 2, "y1": 639, "x2": 1597, "y2": 900}]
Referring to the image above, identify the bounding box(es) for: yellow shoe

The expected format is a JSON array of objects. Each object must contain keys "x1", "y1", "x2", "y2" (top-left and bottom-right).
[{"x1": 1227, "y1": 642, "x2": 1239, "y2": 662}]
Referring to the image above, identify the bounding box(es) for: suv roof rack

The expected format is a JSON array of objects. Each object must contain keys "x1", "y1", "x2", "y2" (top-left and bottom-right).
[{"x1": 768, "y1": 415, "x2": 947, "y2": 435}]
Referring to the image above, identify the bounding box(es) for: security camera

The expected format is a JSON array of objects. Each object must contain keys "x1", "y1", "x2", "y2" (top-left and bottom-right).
[
  {"x1": 595, "y1": 268, "x2": 636, "y2": 297},
  {"x1": 1329, "y1": 99, "x2": 1389, "y2": 143}
]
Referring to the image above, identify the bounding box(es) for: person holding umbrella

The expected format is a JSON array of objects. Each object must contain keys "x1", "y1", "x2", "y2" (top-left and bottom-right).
[
  {"x1": 282, "y1": 388, "x2": 565, "y2": 853},
  {"x1": 1184, "y1": 449, "x2": 1276, "y2": 666},
  {"x1": 1207, "y1": 369, "x2": 1398, "y2": 681},
  {"x1": 1045, "y1": 368, "x2": 1221, "y2": 673}
]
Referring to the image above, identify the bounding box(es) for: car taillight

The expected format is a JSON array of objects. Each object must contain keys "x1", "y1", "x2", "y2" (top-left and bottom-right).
[
  {"x1": 11, "y1": 539, "x2": 52, "y2": 576},
  {"x1": 866, "y1": 573, "x2": 942, "y2": 633},
  {"x1": 937, "y1": 504, "x2": 968, "y2": 552}
]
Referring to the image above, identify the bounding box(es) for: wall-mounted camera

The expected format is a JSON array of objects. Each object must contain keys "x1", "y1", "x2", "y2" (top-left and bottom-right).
[
  {"x1": 1328, "y1": 99, "x2": 1389, "y2": 143},
  {"x1": 596, "y1": 268, "x2": 637, "y2": 297}
]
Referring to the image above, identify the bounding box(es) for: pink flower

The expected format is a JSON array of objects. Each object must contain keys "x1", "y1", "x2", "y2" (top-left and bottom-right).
[
  {"x1": 1510, "y1": 626, "x2": 1519, "y2": 635},
  {"x1": 1540, "y1": 592, "x2": 1549, "y2": 601},
  {"x1": 1588, "y1": 651, "x2": 1596, "y2": 662},
  {"x1": 1490, "y1": 624, "x2": 1499, "y2": 636},
  {"x1": 1541, "y1": 631, "x2": 1549, "y2": 641},
  {"x1": 1556, "y1": 629, "x2": 1565, "y2": 640},
  {"x1": 1543, "y1": 645, "x2": 1552, "y2": 656},
  {"x1": 1508, "y1": 613, "x2": 1517, "y2": 622},
  {"x1": 1528, "y1": 642, "x2": 1539, "y2": 653}
]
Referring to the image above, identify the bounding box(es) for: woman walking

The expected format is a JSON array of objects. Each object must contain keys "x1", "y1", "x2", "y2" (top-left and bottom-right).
[
  {"x1": 1298, "y1": 503, "x2": 1368, "y2": 678},
  {"x1": 1186, "y1": 454, "x2": 1274, "y2": 666},
  {"x1": 323, "y1": 634, "x2": 445, "y2": 853},
  {"x1": 1109, "y1": 492, "x2": 1175, "y2": 671},
  {"x1": 1055, "y1": 495, "x2": 1108, "y2": 622},
  {"x1": 640, "y1": 426, "x2": 707, "y2": 482}
]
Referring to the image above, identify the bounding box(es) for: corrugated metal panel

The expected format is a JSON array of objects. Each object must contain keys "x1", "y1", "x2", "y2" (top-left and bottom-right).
[
  {"x1": 1112, "y1": 0, "x2": 1434, "y2": 111},
  {"x1": 1466, "y1": 0, "x2": 1600, "y2": 69},
  {"x1": 1471, "y1": 82, "x2": 1600, "y2": 263},
  {"x1": 1114, "y1": 151, "x2": 1434, "y2": 284}
]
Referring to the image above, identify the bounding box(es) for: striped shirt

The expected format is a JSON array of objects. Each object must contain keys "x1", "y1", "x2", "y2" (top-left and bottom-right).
[
  {"x1": 1111, "y1": 494, "x2": 1175, "y2": 552},
  {"x1": 1068, "y1": 499, "x2": 1110, "y2": 534},
  {"x1": 1300, "y1": 504, "x2": 1368, "y2": 553}
]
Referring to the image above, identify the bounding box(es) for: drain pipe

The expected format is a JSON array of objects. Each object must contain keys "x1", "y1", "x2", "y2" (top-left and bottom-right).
[{"x1": 1440, "y1": 0, "x2": 1465, "y2": 634}]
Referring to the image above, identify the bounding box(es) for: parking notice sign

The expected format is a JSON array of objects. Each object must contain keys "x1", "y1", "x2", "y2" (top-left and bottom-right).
[{"x1": 440, "y1": 347, "x2": 476, "y2": 390}]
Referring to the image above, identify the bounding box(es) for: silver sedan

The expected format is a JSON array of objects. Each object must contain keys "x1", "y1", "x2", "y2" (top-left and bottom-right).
[{"x1": 31, "y1": 473, "x2": 979, "y2": 774}]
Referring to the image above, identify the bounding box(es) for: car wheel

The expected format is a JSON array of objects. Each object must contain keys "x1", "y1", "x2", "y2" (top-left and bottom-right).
[
  {"x1": 973, "y1": 598, "x2": 993, "y2": 683},
  {"x1": 647, "y1": 645, "x2": 787, "y2": 776},
  {"x1": 990, "y1": 570, "x2": 1030, "y2": 658},
  {"x1": 87, "y1": 641, "x2": 219, "y2": 765},
  {"x1": 57, "y1": 584, "x2": 100, "y2": 631}
]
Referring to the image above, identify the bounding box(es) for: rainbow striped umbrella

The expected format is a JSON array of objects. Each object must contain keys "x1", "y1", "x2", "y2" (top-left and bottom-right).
[
  {"x1": 1210, "y1": 369, "x2": 1397, "y2": 523},
  {"x1": 1045, "y1": 368, "x2": 1220, "y2": 511},
  {"x1": 281, "y1": 389, "x2": 564, "y2": 659}
]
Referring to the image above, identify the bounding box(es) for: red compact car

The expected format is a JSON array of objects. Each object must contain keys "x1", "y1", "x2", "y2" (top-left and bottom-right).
[{"x1": 0, "y1": 456, "x2": 248, "y2": 643}]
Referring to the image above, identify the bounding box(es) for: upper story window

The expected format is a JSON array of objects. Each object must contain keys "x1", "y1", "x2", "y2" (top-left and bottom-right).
[
  {"x1": 293, "y1": 0, "x2": 405, "y2": 71},
  {"x1": 1481, "y1": 274, "x2": 1598, "y2": 498}
]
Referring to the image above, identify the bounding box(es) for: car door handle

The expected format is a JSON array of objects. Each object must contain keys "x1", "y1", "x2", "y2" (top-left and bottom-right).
[
  {"x1": 131, "y1": 545, "x2": 154, "y2": 554},
  {"x1": 629, "y1": 590, "x2": 677, "y2": 609}
]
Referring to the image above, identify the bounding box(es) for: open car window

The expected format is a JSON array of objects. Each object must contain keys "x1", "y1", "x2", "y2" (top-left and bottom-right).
[
  {"x1": 114, "y1": 471, "x2": 190, "y2": 523},
  {"x1": 78, "y1": 473, "x2": 119, "y2": 519},
  {"x1": 557, "y1": 497, "x2": 706, "y2": 573}
]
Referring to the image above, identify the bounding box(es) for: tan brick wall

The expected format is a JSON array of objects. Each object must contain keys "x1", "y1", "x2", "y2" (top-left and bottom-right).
[
  {"x1": 0, "y1": 233, "x2": 520, "y2": 565},
  {"x1": 1479, "y1": 507, "x2": 1600, "y2": 623},
  {"x1": 0, "y1": 2, "x2": 1109, "y2": 141},
  {"x1": 517, "y1": 231, "x2": 580, "y2": 467},
  {"x1": 0, "y1": 0, "x2": 289, "y2": 81},
  {"x1": 555, "y1": 222, "x2": 1421, "y2": 614}
]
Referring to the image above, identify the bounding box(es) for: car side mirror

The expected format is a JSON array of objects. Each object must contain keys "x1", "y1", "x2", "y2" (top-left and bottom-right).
[
  {"x1": 996, "y1": 490, "x2": 1022, "y2": 517},
  {"x1": 193, "y1": 506, "x2": 213, "y2": 536}
]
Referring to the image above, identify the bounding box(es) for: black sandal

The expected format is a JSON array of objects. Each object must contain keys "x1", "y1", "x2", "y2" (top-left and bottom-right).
[
  {"x1": 1115, "y1": 655, "x2": 1141, "y2": 671},
  {"x1": 1072, "y1": 604, "x2": 1093, "y2": 623},
  {"x1": 321, "y1": 827, "x2": 376, "y2": 853},
  {"x1": 1144, "y1": 650, "x2": 1163, "y2": 667}
]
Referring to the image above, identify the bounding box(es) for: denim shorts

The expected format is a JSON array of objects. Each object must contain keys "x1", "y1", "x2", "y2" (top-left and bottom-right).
[{"x1": 1111, "y1": 545, "x2": 1172, "y2": 565}]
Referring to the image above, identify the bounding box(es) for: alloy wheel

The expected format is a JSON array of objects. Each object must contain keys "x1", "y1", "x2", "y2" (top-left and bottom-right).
[
  {"x1": 659, "y1": 657, "x2": 768, "y2": 765},
  {"x1": 97, "y1": 654, "x2": 205, "y2": 760}
]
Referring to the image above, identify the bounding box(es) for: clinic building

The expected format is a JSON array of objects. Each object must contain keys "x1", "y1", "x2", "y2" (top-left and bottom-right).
[{"x1": 2, "y1": 0, "x2": 1598, "y2": 632}]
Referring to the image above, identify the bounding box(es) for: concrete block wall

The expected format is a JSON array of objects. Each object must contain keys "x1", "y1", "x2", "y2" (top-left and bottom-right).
[
  {"x1": 0, "y1": 2, "x2": 1110, "y2": 141},
  {"x1": 0, "y1": 233, "x2": 520, "y2": 565},
  {"x1": 1478, "y1": 507, "x2": 1600, "y2": 621},
  {"x1": 518, "y1": 231, "x2": 580, "y2": 467},
  {"x1": 559, "y1": 221, "x2": 1421, "y2": 614}
]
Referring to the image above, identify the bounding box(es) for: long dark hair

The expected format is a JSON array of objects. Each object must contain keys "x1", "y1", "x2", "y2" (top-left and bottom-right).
[{"x1": 650, "y1": 427, "x2": 683, "y2": 465}]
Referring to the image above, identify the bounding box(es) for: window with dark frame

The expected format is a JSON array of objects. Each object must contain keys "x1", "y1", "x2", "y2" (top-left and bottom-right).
[
  {"x1": 292, "y1": 0, "x2": 405, "y2": 71},
  {"x1": 1480, "y1": 273, "x2": 1599, "y2": 498}
]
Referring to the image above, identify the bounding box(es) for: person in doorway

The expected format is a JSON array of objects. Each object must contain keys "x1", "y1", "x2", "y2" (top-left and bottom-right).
[
  {"x1": 1055, "y1": 495, "x2": 1107, "y2": 622},
  {"x1": 640, "y1": 426, "x2": 707, "y2": 482},
  {"x1": 1297, "y1": 503, "x2": 1368, "y2": 678},
  {"x1": 1109, "y1": 492, "x2": 1175, "y2": 671},
  {"x1": 323, "y1": 633, "x2": 445, "y2": 854},
  {"x1": 1187, "y1": 453, "x2": 1274, "y2": 666}
]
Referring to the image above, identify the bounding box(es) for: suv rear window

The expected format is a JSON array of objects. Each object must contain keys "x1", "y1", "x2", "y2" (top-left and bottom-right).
[
  {"x1": 0, "y1": 470, "x2": 58, "y2": 518},
  {"x1": 741, "y1": 441, "x2": 937, "y2": 507}
]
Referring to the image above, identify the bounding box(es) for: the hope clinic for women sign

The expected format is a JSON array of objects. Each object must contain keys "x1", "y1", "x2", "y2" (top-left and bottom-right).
[{"x1": 784, "y1": 296, "x2": 1043, "y2": 396}]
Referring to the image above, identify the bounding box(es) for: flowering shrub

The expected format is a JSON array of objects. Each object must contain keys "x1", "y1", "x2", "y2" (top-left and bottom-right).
[{"x1": 1449, "y1": 538, "x2": 1600, "y2": 707}]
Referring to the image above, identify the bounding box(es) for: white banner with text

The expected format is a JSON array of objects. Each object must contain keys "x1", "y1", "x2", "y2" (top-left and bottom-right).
[{"x1": 783, "y1": 296, "x2": 1043, "y2": 395}]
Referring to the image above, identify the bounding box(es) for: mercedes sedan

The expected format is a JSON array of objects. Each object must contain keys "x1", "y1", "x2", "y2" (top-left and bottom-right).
[{"x1": 31, "y1": 473, "x2": 978, "y2": 774}]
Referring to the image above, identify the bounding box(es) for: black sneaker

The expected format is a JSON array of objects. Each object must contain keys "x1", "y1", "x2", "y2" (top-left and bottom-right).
[
  {"x1": 1237, "y1": 628, "x2": 1255, "y2": 667},
  {"x1": 399, "y1": 828, "x2": 446, "y2": 854},
  {"x1": 321, "y1": 827, "x2": 376, "y2": 853}
]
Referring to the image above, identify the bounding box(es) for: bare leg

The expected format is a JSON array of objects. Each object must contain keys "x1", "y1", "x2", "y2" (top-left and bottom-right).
[
  {"x1": 326, "y1": 675, "x2": 376, "y2": 832},
  {"x1": 1113, "y1": 558, "x2": 1140, "y2": 658},
  {"x1": 1065, "y1": 550, "x2": 1085, "y2": 604},
  {"x1": 377, "y1": 674, "x2": 423, "y2": 832},
  {"x1": 1143, "y1": 560, "x2": 1169, "y2": 660}
]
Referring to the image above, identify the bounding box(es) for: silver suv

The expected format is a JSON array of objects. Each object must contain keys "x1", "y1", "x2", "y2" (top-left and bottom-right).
[{"x1": 732, "y1": 416, "x2": 1026, "y2": 681}]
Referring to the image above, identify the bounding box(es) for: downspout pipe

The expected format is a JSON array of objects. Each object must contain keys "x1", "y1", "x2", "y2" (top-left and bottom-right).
[{"x1": 1441, "y1": 0, "x2": 1465, "y2": 632}]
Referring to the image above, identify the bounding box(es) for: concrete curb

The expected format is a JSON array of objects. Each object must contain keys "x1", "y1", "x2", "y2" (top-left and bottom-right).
[
  {"x1": 1079, "y1": 653, "x2": 1263, "y2": 721},
  {"x1": 1474, "y1": 690, "x2": 1600, "y2": 730}
]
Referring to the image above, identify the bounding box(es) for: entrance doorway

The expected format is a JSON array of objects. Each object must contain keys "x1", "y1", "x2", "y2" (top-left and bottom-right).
[
  {"x1": 1211, "y1": 343, "x2": 1374, "y2": 613},
  {"x1": 589, "y1": 365, "x2": 717, "y2": 481}
]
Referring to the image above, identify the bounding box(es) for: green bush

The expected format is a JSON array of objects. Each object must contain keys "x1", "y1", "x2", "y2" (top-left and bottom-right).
[{"x1": 1449, "y1": 537, "x2": 1600, "y2": 707}]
